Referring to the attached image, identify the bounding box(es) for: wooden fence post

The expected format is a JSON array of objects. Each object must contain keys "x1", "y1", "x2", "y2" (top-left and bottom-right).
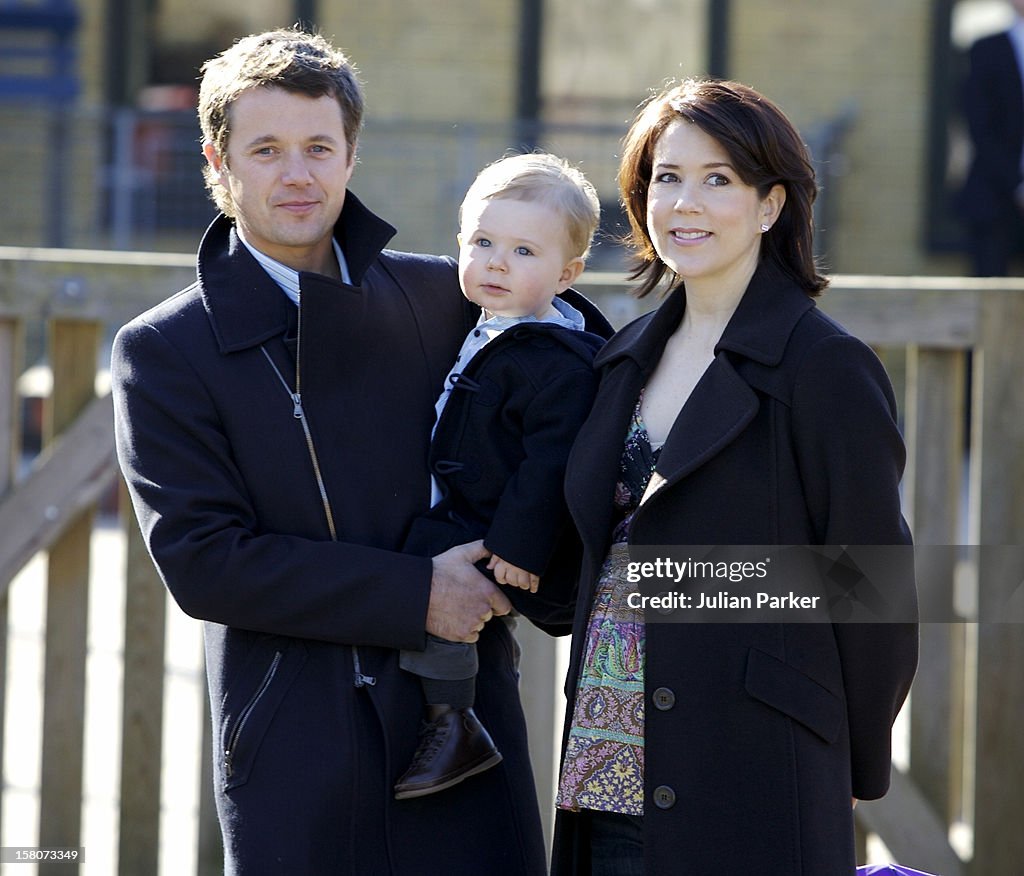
[
  {"x1": 969, "y1": 290, "x2": 1024, "y2": 875},
  {"x1": 38, "y1": 318, "x2": 100, "y2": 874},
  {"x1": 904, "y1": 346, "x2": 967, "y2": 826},
  {"x1": 516, "y1": 621, "x2": 558, "y2": 857},
  {"x1": 0, "y1": 315, "x2": 20, "y2": 481},
  {"x1": 0, "y1": 314, "x2": 23, "y2": 839},
  {"x1": 117, "y1": 479, "x2": 167, "y2": 875}
]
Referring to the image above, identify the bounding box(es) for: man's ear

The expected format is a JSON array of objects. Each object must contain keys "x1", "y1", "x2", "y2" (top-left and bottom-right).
[
  {"x1": 557, "y1": 257, "x2": 586, "y2": 292},
  {"x1": 202, "y1": 141, "x2": 225, "y2": 178}
]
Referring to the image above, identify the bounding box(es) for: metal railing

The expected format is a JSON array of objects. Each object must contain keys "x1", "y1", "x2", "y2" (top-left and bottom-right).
[{"x1": 0, "y1": 105, "x2": 854, "y2": 267}]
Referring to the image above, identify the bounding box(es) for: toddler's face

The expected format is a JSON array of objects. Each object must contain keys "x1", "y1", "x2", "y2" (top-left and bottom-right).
[{"x1": 458, "y1": 197, "x2": 583, "y2": 319}]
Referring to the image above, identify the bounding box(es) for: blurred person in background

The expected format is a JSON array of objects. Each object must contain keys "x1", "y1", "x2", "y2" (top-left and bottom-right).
[{"x1": 958, "y1": 0, "x2": 1024, "y2": 276}]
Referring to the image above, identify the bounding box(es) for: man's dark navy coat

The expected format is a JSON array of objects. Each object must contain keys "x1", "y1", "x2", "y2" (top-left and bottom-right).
[{"x1": 112, "y1": 194, "x2": 607, "y2": 874}]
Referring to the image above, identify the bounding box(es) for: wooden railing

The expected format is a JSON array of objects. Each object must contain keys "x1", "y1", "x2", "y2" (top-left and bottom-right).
[
  {"x1": 0, "y1": 249, "x2": 1022, "y2": 875},
  {"x1": 819, "y1": 275, "x2": 1024, "y2": 876}
]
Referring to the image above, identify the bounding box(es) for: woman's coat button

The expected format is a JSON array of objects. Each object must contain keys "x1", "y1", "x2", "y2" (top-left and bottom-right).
[
  {"x1": 652, "y1": 687, "x2": 676, "y2": 710},
  {"x1": 653, "y1": 785, "x2": 677, "y2": 809}
]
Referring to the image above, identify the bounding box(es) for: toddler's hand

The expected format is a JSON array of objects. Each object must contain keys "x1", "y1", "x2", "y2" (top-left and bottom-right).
[{"x1": 487, "y1": 554, "x2": 540, "y2": 593}]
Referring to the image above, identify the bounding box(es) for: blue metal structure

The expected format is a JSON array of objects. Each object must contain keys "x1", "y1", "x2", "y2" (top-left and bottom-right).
[
  {"x1": 0, "y1": 1, "x2": 80, "y2": 246},
  {"x1": 0, "y1": 1, "x2": 79, "y2": 101}
]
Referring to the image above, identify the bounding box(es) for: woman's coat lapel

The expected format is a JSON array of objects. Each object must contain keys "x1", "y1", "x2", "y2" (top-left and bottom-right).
[{"x1": 569, "y1": 261, "x2": 816, "y2": 555}]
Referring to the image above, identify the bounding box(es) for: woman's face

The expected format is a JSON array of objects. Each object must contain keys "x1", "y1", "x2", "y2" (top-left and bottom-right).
[{"x1": 645, "y1": 119, "x2": 783, "y2": 294}]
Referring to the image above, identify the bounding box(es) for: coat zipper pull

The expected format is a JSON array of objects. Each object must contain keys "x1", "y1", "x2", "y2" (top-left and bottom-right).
[
  {"x1": 353, "y1": 646, "x2": 377, "y2": 687},
  {"x1": 291, "y1": 392, "x2": 303, "y2": 419},
  {"x1": 224, "y1": 750, "x2": 234, "y2": 778}
]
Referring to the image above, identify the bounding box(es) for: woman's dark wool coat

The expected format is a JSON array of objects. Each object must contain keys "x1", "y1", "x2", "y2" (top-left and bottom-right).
[
  {"x1": 552, "y1": 262, "x2": 919, "y2": 876},
  {"x1": 112, "y1": 194, "x2": 608, "y2": 875}
]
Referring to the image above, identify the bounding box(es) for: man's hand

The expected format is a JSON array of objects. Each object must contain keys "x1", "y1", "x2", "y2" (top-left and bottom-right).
[
  {"x1": 428, "y1": 541, "x2": 512, "y2": 643},
  {"x1": 488, "y1": 553, "x2": 540, "y2": 593}
]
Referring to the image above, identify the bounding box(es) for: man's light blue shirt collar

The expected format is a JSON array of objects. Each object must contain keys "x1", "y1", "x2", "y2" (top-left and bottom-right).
[{"x1": 238, "y1": 231, "x2": 351, "y2": 304}]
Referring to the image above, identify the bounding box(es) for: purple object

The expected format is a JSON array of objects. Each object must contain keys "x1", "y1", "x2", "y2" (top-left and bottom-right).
[{"x1": 856, "y1": 866, "x2": 941, "y2": 876}]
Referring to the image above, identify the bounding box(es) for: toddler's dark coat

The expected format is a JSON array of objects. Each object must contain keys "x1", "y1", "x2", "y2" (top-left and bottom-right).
[{"x1": 404, "y1": 321, "x2": 606, "y2": 623}]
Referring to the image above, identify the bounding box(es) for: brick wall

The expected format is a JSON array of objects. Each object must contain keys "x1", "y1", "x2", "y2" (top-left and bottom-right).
[
  {"x1": 0, "y1": 0, "x2": 962, "y2": 275},
  {"x1": 318, "y1": 3, "x2": 519, "y2": 122},
  {"x1": 729, "y1": 0, "x2": 942, "y2": 274}
]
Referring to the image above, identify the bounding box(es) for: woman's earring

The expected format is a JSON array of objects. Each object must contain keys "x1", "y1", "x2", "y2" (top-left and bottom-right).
[{"x1": 760, "y1": 223, "x2": 771, "y2": 233}]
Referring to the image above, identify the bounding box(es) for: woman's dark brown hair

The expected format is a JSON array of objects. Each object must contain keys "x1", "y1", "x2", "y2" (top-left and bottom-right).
[{"x1": 618, "y1": 78, "x2": 828, "y2": 298}]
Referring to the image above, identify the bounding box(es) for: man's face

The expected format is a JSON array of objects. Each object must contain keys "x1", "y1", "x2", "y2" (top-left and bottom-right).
[{"x1": 204, "y1": 87, "x2": 355, "y2": 274}]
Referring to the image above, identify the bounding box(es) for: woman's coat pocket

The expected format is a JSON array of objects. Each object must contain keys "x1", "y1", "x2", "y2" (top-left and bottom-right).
[{"x1": 744, "y1": 646, "x2": 843, "y2": 744}]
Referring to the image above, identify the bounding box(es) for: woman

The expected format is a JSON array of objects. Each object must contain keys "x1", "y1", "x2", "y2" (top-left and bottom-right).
[{"x1": 553, "y1": 79, "x2": 918, "y2": 875}]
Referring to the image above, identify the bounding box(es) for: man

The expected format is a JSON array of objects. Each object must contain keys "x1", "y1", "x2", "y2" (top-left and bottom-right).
[
  {"x1": 959, "y1": 0, "x2": 1024, "y2": 276},
  {"x1": 112, "y1": 28, "x2": 609, "y2": 874}
]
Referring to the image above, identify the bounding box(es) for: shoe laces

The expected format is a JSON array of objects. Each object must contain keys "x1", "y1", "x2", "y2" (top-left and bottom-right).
[{"x1": 408, "y1": 717, "x2": 451, "y2": 768}]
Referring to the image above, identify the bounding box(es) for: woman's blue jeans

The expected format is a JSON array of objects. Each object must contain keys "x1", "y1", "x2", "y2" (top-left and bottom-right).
[{"x1": 588, "y1": 809, "x2": 644, "y2": 876}]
